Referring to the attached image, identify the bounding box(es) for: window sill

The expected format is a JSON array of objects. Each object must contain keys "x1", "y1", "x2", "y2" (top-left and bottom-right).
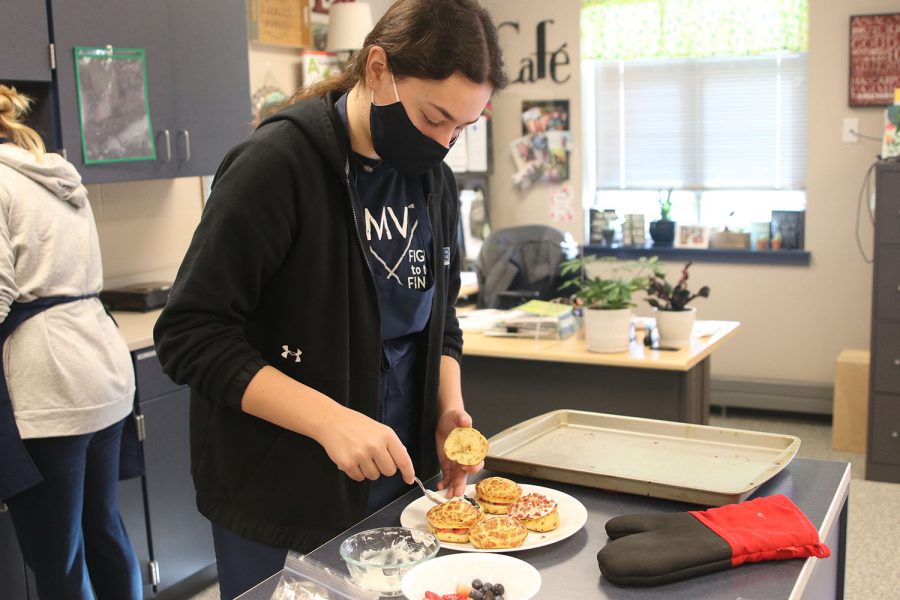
[{"x1": 583, "y1": 244, "x2": 811, "y2": 266}]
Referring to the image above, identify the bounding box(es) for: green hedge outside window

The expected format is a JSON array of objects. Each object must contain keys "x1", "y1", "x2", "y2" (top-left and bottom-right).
[{"x1": 581, "y1": 0, "x2": 808, "y2": 61}]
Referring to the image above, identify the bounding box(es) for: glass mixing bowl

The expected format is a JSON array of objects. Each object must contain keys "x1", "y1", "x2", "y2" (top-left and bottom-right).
[{"x1": 339, "y1": 527, "x2": 440, "y2": 596}]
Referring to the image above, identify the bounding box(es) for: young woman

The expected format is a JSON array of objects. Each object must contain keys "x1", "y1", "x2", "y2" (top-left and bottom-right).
[
  {"x1": 0, "y1": 85, "x2": 140, "y2": 599},
  {"x1": 153, "y1": 0, "x2": 507, "y2": 596}
]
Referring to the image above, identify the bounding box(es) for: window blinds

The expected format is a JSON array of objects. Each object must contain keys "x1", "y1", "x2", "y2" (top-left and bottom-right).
[{"x1": 589, "y1": 53, "x2": 807, "y2": 191}]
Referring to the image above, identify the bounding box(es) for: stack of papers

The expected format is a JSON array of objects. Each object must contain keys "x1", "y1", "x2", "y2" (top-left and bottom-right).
[{"x1": 460, "y1": 300, "x2": 578, "y2": 339}]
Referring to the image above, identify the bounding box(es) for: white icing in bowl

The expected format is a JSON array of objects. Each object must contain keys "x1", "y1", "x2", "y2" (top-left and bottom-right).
[{"x1": 339, "y1": 527, "x2": 440, "y2": 596}]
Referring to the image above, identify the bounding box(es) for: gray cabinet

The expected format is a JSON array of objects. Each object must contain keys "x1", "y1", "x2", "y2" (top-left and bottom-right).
[
  {"x1": 49, "y1": 0, "x2": 176, "y2": 184},
  {"x1": 0, "y1": 348, "x2": 215, "y2": 600},
  {"x1": 167, "y1": 0, "x2": 253, "y2": 178},
  {"x1": 1, "y1": 0, "x2": 51, "y2": 82},
  {"x1": 867, "y1": 161, "x2": 900, "y2": 483},
  {"x1": 132, "y1": 349, "x2": 216, "y2": 596},
  {"x1": 117, "y1": 475, "x2": 152, "y2": 592},
  {"x1": 11, "y1": 0, "x2": 250, "y2": 184},
  {"x1": 0, "y1": 509, "x2": 32, "y2": 599}
]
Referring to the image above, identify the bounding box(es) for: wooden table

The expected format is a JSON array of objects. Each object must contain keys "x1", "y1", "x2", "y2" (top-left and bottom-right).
[{"x1": 461, "y1": 321, "x2": 740, "y2": 434}]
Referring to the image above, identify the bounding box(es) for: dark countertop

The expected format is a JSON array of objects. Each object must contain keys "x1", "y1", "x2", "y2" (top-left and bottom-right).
[{"x1": 239, "y1": 457, "x2": 850, "y2": 599}]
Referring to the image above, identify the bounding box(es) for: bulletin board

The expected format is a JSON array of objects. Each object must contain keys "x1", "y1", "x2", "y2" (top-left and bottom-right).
[{"x1": 849, "y1": 13, "x2": 900, "y2": 107}]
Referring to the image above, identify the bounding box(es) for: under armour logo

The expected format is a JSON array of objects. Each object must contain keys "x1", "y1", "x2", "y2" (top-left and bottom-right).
[{"x1": 281, "y1": 345, "x2": 302, "y2": 363}]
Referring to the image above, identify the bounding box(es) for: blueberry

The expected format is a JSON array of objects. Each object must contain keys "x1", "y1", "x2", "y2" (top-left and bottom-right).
[
  {"x1": 492, "y1": 584, "x2": 505, "y2": 595},
  {"x1": 469, "y1": 591, "x2": 483, "y2": 600},
  {"x1": 482, "y1": 582, "x2": 492, "y2": 593},
  {"x1": 471, "y1": 579, "x2": 482, "y2": 590},
  {"x1": 494, "y1": 596, "x2": 504, "y2": 600}
]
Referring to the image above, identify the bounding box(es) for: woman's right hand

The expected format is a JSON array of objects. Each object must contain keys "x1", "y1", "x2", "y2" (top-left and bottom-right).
[{"x1": 314, "y1": 404, "x2": 415, "y2": 484}]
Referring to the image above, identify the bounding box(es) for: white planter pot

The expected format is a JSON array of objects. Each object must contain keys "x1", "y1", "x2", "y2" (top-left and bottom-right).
[
  {"x1": 584, "y1": 307, "x2": 633, "y2": 353},
  {"x1": 654, "y1": 307, "x2": 696, "y2": 348}
]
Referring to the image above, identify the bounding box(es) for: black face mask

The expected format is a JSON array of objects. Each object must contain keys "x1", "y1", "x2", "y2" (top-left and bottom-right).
[{"x1": 369, "y1": 74, "x2": 454, "y2": 176}]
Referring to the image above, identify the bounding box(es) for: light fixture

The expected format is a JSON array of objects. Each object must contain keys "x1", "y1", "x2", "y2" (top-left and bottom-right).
[{"x1": 326, "y1": 2, "x2": 374, "y2": 52}]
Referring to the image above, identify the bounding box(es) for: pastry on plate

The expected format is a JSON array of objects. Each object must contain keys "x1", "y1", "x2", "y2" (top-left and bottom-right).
[
  {"x1": 468, "y1": 516, "x2": 529, "y2": 549},
  {"x1": 509, "y1": 492, "x2": 560, "y2": 532},
  {"x1": 475, "y1": 476, "x2": 523, "y2": 515},
  {"x1": 443, "y1": 427, "x2": 489, "y2": 466},
  {"x1": 426, "y1": 499, "x2": 484, "y2": 543}
]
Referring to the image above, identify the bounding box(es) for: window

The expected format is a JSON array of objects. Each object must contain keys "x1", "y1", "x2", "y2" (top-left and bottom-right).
[{"x1": 581, "y1": 0, "x2": 809, "y2": 243}]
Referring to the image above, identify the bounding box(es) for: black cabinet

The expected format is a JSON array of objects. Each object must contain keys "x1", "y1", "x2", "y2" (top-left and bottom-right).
[
  {"x1": 1, "y1": 0, "x2": 51, "y2": 82},
  {"x1": 867, "y1": 161, "x2": 900, "y2": 483},
  {"x1": 9, "y1": 0, "x2": 250, "y2": 184}
]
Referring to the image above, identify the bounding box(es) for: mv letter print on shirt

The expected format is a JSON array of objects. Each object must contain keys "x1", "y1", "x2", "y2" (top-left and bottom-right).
[{"x1": 364, "y1": 203, "x2": 430, "y2": 290}]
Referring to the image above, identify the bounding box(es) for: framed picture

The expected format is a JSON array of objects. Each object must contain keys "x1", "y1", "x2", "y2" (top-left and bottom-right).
[
  {"x1": 589, "y1": 208, "x2": 618, "y2": 245},
  {"x1": 674, "y1": 224, "x2": 710, "y2": 249},
  {"x1": 248, "y1": 0, "x2": 313, "y2": 49},
  {"x1": 849, "y1": 13, "x2": 900, "y2": 107},
  {"x1": 771, "y1": 210, "x2": 805, "y2": 250},
  {"x1": 622, "y1": 214, "x2": 646, "y2": 247}
]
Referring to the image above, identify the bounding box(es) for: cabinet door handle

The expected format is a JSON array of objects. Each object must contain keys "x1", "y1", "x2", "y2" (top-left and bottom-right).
[
  {"x1": 157, "y1": 130, "x2": 172, "y2": 163},
  {"x1": 178, "y1": 129, "x2": 191, "y2": 162}
]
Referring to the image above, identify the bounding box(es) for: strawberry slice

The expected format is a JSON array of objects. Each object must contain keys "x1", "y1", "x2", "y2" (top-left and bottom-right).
[
  {"x1": 441, "y1": 594, "x2": 467, "y2": 600},
  {"x1": 424, "y1": 592, "x2": 441, "y2": 600}
]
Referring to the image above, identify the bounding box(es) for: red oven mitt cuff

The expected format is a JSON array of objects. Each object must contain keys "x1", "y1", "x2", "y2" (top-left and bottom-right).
[{"x1": 689, "y1": 494, "x2": 830, "y2": 566}]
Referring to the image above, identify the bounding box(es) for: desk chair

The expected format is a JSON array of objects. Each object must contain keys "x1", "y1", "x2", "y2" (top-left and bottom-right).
[{"x1": 474, "y1": 225, "x2": 578, "y2": 309}]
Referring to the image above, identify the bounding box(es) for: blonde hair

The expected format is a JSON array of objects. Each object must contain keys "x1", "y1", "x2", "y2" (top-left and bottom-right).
[{"x1": 0, "y1": 85, "x2": 46, "y2": 160}]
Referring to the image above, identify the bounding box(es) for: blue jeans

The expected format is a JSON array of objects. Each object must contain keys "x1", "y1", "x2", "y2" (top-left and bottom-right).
[
  {"x1": 5, "y1": 418, "x2": 141, "y2": 600},
  {"x1": 211, "y1": 523, "x2": 289, "y2": 600}
]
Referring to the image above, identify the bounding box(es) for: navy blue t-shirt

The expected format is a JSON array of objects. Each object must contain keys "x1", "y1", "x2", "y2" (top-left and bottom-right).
[
  {"x1": 336, "y1": 93, "x2": 435, "y2": 350},
  {"x1": 336, "y1": 93, "x2": 435, "y2": 510}
]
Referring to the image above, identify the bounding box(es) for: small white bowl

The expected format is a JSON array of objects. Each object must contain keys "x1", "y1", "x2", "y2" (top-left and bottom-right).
[
  {"x1": 339, "y1": 527, "x2": 440, "y2": 596},
  {"x1": 401, "y1": 553, "x2": 541, "y2": 600}
]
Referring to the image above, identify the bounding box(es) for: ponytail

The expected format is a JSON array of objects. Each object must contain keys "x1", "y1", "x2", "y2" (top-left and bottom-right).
[{"x1": 0, "y1": 85, "x2": 46, "y2": 161}]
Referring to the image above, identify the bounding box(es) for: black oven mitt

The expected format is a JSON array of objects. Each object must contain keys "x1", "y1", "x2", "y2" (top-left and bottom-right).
[{"x1": 596, "y1": 495, "x2": 830, "y2": 586}]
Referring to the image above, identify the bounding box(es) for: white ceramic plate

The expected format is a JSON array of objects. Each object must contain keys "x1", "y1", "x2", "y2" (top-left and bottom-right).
[
  {"x1": 399, "y1": 483, "x2": 587, "y2": 553},
  {"x1": 401, "y1": 552, "x2": 541, "y2": 600}
]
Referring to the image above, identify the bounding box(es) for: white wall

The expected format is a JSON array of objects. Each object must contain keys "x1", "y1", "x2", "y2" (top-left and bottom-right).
[
  {"x1": 91, "y1": 178, "x2": 204, "y2": 289},
  {"x1": 248, "y1": 1, "x2": 391, "y2": 96},
  {"x1": 482, "y1": 0, "x2": 584, "y2": 241},
  {"x1": 483, "y1": 0, "x2": 890, "y2": 386},
  {"x1": 645, "y1": 0, "x2": 891, "y2": 385}
]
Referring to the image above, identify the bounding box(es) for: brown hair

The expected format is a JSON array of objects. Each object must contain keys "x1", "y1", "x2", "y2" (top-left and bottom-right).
[
  {"x1": 284, "y1": 0, "x2": 507, "y2": 107},
  {"x1": 0, "y1": 85, "x2": 46, "y2": 160}
]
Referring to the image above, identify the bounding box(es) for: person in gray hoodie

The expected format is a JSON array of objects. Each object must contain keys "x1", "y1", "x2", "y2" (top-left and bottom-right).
[{"x1": 0, "y1": 84, "x2": 140, "y2": 600}]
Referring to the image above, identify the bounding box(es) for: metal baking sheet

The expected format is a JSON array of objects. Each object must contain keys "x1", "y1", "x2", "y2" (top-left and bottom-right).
[{"x1": 484, "y1": 410, "x2": 800, "y2": 506}]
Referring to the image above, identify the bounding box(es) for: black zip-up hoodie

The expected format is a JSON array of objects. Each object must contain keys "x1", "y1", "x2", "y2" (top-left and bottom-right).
[{"x1": 153, "y1": 92, "x2": 463, "y2": 550}]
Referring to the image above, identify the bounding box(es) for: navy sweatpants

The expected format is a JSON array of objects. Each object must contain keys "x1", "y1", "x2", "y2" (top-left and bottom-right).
[{"x1": 5, "y1": 417, "x2": 142, "y2": 600}]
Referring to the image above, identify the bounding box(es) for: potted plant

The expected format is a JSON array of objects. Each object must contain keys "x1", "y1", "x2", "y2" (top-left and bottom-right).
[
  {"x1": 649, "y1": 189, "x2": 676, "y2": 247},
  {"x1": 561, "y1": 255, "x2": 658, "y2": 353},
  {"x1": 645, "y1": 261, "x2": 711, "y2": 347}
]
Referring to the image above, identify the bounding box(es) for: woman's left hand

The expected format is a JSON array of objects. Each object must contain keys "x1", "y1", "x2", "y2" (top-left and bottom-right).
[{"x1": 435, "y1": 408, "x2": 483, "y2": 497}]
